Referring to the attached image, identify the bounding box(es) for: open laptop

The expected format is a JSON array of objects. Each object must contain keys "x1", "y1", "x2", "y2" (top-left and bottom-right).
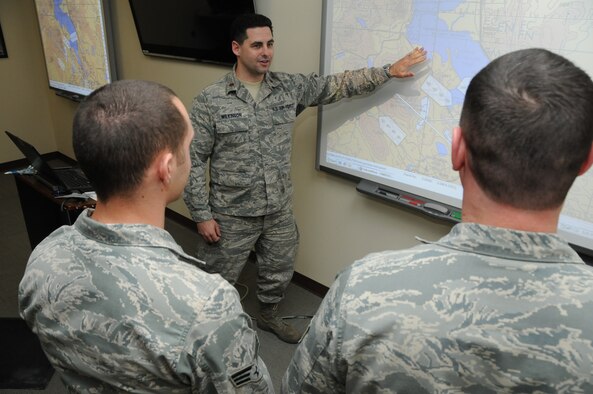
[{"x1": 5, "y1": 130, "x2": 94, "y2": 195}]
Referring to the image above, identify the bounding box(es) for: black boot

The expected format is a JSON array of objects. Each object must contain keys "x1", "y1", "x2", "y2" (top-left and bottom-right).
[{"x1": 257, "y1": 302, "x2": 301, "y2": 344}]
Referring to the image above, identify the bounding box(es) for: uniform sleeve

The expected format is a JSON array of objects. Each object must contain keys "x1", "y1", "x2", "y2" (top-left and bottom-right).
[
  {"x1": 295, "y1": 67, "x2": 391, "y2": 112},
  {"x1": 183, "y1": 91, "x2": 215, "y2": 223},
  {"x1": 181, "y1": 281, "x2": 274, "y2": 393},
  {"x1": 281, "y1": 269, "x2": 352, "y2": 394}
]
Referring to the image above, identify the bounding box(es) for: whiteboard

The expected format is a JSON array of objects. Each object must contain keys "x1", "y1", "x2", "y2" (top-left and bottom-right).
[{"x1": 316, "y1": 0, "x2": 593, "y2": 255}]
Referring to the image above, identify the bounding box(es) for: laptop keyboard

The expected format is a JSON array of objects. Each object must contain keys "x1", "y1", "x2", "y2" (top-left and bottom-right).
[{"x1": 55, "y1": 169, "x2": 92, "y2": 189}]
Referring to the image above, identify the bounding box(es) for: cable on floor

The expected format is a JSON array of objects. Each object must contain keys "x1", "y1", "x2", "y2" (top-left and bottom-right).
[
  {"x1": 234, "y1": 281, "x2": 314, "y2": 321},
  {"x1": 281, "y1": 314, "x2": 313, "y2": 320},
  {"x1": 235, "y1": 281, "x2": 249, "y2": 301}
]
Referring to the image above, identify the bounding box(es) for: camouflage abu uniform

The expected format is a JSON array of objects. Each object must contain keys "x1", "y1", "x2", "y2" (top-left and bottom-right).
[
  {"x1": 183, "y1": 66, "x2": 392, "y2": 302},
  {"x1": 282, "y1": 223, "x2": 593, "y2": 393},
  {"x1": 19, "y1": 209, "x2": 273, "y2": 393}
]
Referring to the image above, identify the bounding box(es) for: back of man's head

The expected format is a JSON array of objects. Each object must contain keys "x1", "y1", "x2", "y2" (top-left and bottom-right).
[
  {"x1": 460, "y1": 48, "x2": 593, "y2": 210},
  {"x1": 230, "y1": 13, "x2": 273, "y2": 44},
  {"x1": 73, "y1": 80, "x2": 186, "y2": 202}
]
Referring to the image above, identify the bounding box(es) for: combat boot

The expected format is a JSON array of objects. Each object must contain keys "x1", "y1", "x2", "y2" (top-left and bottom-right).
[{"x1": 257, "y1": 302, "x2": 301, "y2": 344}]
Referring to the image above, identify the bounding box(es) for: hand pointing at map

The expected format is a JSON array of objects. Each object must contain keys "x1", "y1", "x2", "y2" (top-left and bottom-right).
[{"x1": 386, "y1": 47, "x2": 427, "y2": 78}]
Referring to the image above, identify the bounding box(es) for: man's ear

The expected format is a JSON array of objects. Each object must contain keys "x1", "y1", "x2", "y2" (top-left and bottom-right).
[
  {"x1": 231, "y1": 41, "x2": 240, "y2": 57},
  {"x1": 451, "y1": 126, "x2": 466, "y2": 172},
  {"x1": 156, "y1": 151, "x2": 174, "y2": 185},
  {"x1": 578, "y1": 143, "x2": 593, "y2": 176}
]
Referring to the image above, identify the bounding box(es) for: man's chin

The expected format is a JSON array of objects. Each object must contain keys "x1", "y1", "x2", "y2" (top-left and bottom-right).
[{"x1": 258, "y1": 62, "x2": 271, "y2": 71}]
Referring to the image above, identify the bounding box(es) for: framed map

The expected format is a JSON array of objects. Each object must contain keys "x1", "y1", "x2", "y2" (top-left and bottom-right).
[
  {"x1": 34, "y1": 0, "x2": 117, "y2": 99},
  {"x1": 0, "y1": 22, "x2": 7, "y2": 58}
]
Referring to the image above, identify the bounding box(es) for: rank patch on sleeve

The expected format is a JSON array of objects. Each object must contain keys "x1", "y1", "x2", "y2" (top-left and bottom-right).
[{"x1": 230, "y1": 363, "x2": 262, "y2": 387}]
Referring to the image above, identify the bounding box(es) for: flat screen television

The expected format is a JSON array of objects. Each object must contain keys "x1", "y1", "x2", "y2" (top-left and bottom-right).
[
  {"x1": 129, "y1": 0, "x2": 256, "y2": 66},
  {"x1": 34, "y1": 0, "x2": 117, "y2": 101}
]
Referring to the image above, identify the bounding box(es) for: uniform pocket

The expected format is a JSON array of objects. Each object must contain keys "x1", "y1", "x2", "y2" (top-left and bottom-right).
[
  {"x1": 216, "y1": 119, "x2": 250, "y2": 146},
  {"x1": 210, "y1": 168, "x2": 253, "y2": 187},
  {"x1": 271, "y1": 108, "x2": 296, "y2": 125}
]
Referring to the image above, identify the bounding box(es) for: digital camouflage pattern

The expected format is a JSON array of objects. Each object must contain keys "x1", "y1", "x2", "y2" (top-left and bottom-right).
[
  {"x1": 282, "y1": 222, "x2": 593, "y2": 393},
  {"x1": 18, "y1": 209, "x2": 274, "y2": 393},
  {"x1": 183, "y1": 66, "x2": 391, "y2": 222},
  {"x1": 196, "y1": 209, "x2": 298, "y2": 302}
]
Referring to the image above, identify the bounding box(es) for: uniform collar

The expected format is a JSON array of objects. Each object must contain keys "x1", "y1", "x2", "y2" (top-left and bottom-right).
[
  {"x1": 225, "y1": 64, "x2": 280, "y2": 95},
  {"x1": 421, "y1": 222, "x2": 583, "y2": 264},
  {"x1": 74, "y1": 209, "x2": 205, "y2": 266}
]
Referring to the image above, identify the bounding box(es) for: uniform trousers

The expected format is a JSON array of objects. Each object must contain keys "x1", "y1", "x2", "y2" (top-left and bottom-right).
[{"x1": 197, "y1": 207, "x2": 299, "y2": 304}]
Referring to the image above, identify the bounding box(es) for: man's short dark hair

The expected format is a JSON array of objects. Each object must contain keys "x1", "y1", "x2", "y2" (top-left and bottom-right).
[
  {"x1": 460, "y1": 48, "x2": 593, "y2": 210},
  {"x1": 230, "y1": 13, "x2": 273, "y2": 44},
  {"x1": 73, "y1": 80, "x2": 186, "y2": 202}
]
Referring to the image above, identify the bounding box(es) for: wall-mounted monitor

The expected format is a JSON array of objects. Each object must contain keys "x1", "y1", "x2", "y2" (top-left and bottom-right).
[
  {"x1": 128, "y1": 0, "x2": 256, "y2": 66},
  {"x1": 317, "y1": 0, "x2": 593, "y2": 257},
  {"x1": 34, "y1": 0, "x2": 117, "y2": 101},
  {"x1": 0, "y1": 22, "x2": 7, "y2": 58}
]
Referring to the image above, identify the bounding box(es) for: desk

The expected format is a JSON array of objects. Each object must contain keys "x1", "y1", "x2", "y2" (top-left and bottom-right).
[{"x1": 12, "y1": 154, "x2": 95, "y2": 250}]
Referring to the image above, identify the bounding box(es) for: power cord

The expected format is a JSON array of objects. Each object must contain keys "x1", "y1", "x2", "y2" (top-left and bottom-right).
[
  {"x1": 281, "y1": 314, "x2": 314, "y2": 320},
  {"x1": 234, "y1": 281, "x2": 314, "y2": 321},
  {"x1": 235, "y1": 281, "x2": 249, "y2": 302}
]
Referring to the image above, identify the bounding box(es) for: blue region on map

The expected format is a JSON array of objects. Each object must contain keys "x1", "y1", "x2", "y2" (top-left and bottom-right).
[
  {"x1": 406, "y1": 0, "x2": 489, "y2": 105},
  {"x1": 451, "y1": 89, "x2": 465, "y2": 104},
  {"x1": 53, "y1": 0, "x2": 82, "y2": 67}
]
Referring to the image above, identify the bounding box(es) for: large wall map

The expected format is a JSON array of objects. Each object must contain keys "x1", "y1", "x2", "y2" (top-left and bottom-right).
[{"x1": 318, "y1": 0, "x2": 593, "y2": 251}]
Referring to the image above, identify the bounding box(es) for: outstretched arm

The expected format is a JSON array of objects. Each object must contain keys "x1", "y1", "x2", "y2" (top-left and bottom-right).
[{"x1": 295, "y1": 47, "x2": 428, "y2": 109}]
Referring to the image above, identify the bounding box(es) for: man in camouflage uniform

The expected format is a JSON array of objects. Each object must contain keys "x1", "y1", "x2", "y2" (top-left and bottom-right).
[
  {"x1": 282, "y1": 48, "x2": 593, "y2": 392},
  {"x1": 18, "y1": 80, "x2": 273, "y2": 393},
  {"x1": 183, "y1": 13, "x2": 426, "y2": 343}
]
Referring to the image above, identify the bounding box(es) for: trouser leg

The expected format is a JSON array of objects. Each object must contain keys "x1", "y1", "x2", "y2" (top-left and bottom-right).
[
  {"x1": 195, "y1": 212, "x2": 261, "y2": 284},
  {"x1": 255, "y1": 208, "x2": 302, "y2": 343},
  {"x1": 254, "y1": 208, "x2": 299, "y2": 304}
]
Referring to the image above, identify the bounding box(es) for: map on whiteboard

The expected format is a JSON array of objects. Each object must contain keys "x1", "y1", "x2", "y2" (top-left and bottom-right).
[
  {"x1": 35, "y1": 0, "x2": 111, "y2": 96},
  {"x1": 321, "y1": 0, "x2": 593, "y2": 243}
]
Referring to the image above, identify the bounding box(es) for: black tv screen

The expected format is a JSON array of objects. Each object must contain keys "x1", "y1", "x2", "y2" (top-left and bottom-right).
[{"x1": 129, "y1": 0, "x2": 256, "y2": 66}]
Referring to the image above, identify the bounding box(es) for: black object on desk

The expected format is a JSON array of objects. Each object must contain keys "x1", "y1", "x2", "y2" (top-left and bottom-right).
[
  {"x1": 11, "y1": 152, "x2": 95, "y2": 250},
  {"x1": 6, "y1": 130, "x2": 93, "y2": 195}
]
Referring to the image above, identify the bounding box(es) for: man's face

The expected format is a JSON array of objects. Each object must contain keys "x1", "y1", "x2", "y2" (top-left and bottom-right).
[{"x1": 232, "y1": 26, "x2": 274, "y2": 82}]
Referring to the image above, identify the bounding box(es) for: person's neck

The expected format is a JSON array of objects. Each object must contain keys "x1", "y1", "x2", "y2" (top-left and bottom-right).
[
  {"x1": 460, "y1": 176, "x2": 561, "y2": 233},
  {"x1": 91, "y1": 193, "x2": 167, "y2": 229},
  {"x1": 238, "y1": 78, "x2": 262, "y2": 86},
  {"x1": 235, "y1": 67, "x2": 265, "y2": 83}
]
